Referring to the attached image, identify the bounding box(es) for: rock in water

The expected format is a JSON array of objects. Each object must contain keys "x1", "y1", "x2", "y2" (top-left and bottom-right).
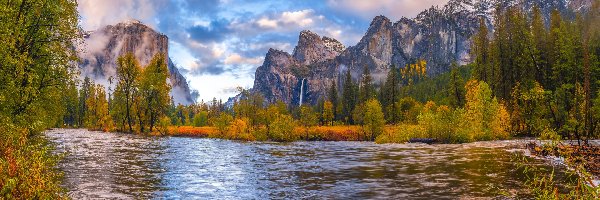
[{"x1": 409, "y1": 138, "x2": 438, "y2": 144}]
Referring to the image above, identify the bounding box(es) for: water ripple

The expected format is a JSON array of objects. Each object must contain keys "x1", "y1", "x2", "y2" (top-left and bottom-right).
[{"x1": 45, "y1": 129, "x2": 568, "y2": 199}]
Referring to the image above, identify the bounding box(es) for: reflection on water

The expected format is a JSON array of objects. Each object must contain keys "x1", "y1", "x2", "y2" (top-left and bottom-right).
[{"x1": 46, "y1": 129, "x2": 565, "y2": 199}]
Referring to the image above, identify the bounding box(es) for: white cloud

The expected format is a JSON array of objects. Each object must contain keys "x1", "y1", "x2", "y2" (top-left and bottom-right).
[
  {"x1": 327, "y1": 0, "x2": 450, "y2": 20},
  {"x1": 257, "y1": 17, "x2": 279, "y2": 29},
  {"x1": 224, "y1": 54, "x2": 263, "y2": 65},
  {"x1": 78, "y1": 0, "x2": 164, "y2": 30},
  {"x1": 252, "y1": 9, "x2": 318, "y2": 31},
  {"x1": 186, "y1": 72, "x2": 255, "y2": 102},
  {"x1": 281, "y1": 10, "x2": 315, "y2": 26}
]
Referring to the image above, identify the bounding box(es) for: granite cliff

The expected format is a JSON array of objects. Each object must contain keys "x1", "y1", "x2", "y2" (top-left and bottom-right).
[{"x1": 78, "y1": 20, "x2": 194, "y2": 105}]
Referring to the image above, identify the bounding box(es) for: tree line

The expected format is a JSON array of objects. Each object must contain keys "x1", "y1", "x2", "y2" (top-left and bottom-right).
[
  {"x1": 471, "y1": 4, "x2": 600, "y2": 142},
  {"x1": 60, "y1": 53, "x2": 173, "y2": 134},
  {"x1": 58, "y1": 2, "x2": 600, "y2": 144}
]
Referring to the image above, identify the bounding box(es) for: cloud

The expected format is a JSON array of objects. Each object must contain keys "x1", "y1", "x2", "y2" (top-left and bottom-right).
[
  {"x1": 188, "y1": 19, "x2": 232, "y2": 42},
  {"x1": 223, "y1": 54, "x2": 263, "y2": 65},
  {"x1": 78, "y1": 0, "x2": 164, "y2": 30},
  {"x1": 253, "y1": 9, "x2": 317, "y2": 30},
  {"x1": 257, "y1": 18, "x2": 278, "y2": 29},
  {"x1": 281, "y1": 10, "x2": 315, "y2": 26},
  {"x1": 186, "y1": 72, "x2": 255, "y2": 102},
  {"x1": 327, "y1": 0, "x2": 450, "y2": 20},
  {"x1": 194, "y1": 65, "x2": 227, "y2": 75}
]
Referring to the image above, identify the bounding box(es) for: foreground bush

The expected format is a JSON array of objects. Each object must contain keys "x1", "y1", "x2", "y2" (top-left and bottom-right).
[
  {"x1": 375, "y1": 124, "x2": 424, "y2": 144},
  {"x1": 362, "y1": 99, "x2": 386, "y2": 141},
  {"x1": 165, "y1": 126, "x2": 217, "y2": 137},
  {"x1": 268, "y1": 114, "x2": 298, "y2": 142},
  {"x1": 301, "y1": 126, "x2": 364, "y2": 141},
  {"x1": 1, "y1": 124, "x2": 65, "y2": 199},
  {"x1": 224, "y1": 118, "x2": 255, "y2": 141},
  {"x1": 376, "y1": 81, "x2": 512, "y2": 144}
]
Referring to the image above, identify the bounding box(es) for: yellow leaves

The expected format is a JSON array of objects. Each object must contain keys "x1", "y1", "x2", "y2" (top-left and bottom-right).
[
  {"x1": 464, "y1": 80, "x2": 511, "y2": 141},
  {"x1": 423, "y1": 101, "x2": 437, "y2": 112},
  {"x1": 225, "y1": 117, "x2": 255, "y2": 141},
  {"x1": 269, "y1": 114, "x2": 297, "y2": 142},
  {"x1": 437, "y1": 105, "x2": 451, "y2": 113},
  {"x1": 84, "y1": 83, "x2": 112, "y2": 131},
  {"x1": 491, "y1": 103, "x2": 511, "y2": 139},
  {"x1": 323, "y1": 101, "x2": 334, "y2": 126},
  {"x1": 400, "y1": 59, "x2": 427, "y2": 85},
  {"x1": 363, "y1": 99, "x2": 385, "y2": 140},
  {"x1": 418, "y1": 59, "x2": 427, "y2": 75}
]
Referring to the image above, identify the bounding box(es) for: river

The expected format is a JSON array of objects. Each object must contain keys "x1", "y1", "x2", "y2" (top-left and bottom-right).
[{"x1": 45, "y1": 129, "x2": 569, "y2": 199}]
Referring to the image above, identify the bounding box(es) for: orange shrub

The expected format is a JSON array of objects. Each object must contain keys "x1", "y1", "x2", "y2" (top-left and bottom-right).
[
  {"x1": 305, "y1": 126, "x2": 365, "y2": 141},
  {"x1": 166, "y1": 126, "x2": 217, "y2": 137}
]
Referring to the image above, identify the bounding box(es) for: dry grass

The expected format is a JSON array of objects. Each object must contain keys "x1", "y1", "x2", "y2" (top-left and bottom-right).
[
  {"x1": 298, "y1": 126, "x2": 366, "y2": 141},
  {"x1": 153, "y1": 125, "x2": 409, "y2": 142},
  {"x1": 162, "y1": 126, "x2": 217, "y2": 137}
]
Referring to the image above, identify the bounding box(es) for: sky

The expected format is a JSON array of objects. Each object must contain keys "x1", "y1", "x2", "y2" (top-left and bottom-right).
[{"x1": 78, "y1": 0, "x2": 450, "y2": 102}]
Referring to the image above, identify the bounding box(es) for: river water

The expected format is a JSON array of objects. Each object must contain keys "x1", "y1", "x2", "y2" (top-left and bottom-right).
[{"x1": 45, "y1": 129, "x2": 569, "y2": 199}]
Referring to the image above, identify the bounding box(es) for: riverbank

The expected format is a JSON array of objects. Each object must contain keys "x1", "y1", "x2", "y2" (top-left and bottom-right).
[
  {"x1": 527, "y1": 141, "x2": 600, "y2": 179},
  {"x1": 153, "y1": 125, "x2": 366, "y2": 141}
]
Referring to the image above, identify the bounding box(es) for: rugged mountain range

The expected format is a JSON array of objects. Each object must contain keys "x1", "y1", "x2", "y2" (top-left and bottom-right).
[
  {"x1": 245, "y1": 0, "x2": 593, "y2": 106},
  {"x1": 77, "y1": 20, "x2": 194, "y2": 105}
]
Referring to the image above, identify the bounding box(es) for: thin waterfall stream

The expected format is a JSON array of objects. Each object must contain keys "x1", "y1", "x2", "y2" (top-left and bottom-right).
[{"x1": 299, "y1": 78, "x2": 306, "y2": 106}]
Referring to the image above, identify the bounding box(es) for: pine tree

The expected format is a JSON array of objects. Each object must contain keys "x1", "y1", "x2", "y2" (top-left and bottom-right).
[
  {"x1": 531, "y1": 6, "x2": 550, "y2": 88},
  {"x1": 449, "y1": 62, "x2": 465, "y2": 108},
  {"x1": 328, "y1": 79, "x2": 338, "y2": 120},
  {"x1": 62, "y1": 80, "x2": 80, "y2": 127},
  {"x1": 382, "y1": 65, "x2": 400, "y2": 123},
  {"x1": 472, "y1": 17, "x2": 491, "y2": 83},
  {"x1": 342, "y1": 70, "x2": 356, "y2": 124},
  {"x1": 491, "y1": 4, "x2": 510, "y2": 99},
  {"x1": 79, "y1": 77, "x2": 92, "y2": 126},
  {"x1": 359, "y1": 65, "x2": 375, "y2": 104}
]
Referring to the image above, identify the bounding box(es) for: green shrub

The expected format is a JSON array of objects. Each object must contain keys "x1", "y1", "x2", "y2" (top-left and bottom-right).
[
  {"x1": 252, "y1": 125, "x2": 269, "y2": 141},
  {"x1": 193, "y1": 111, "x2": 209, "y2": 127},
  {"x1": 1, "y1": 123, "x2": 65, "y2": 199},
  {"x1": 268, "y1": 114, "x2": 297, "y2": 142},
  {"x1": 363, "y1": 99, "x2": 385, "y2": 141},
  {"x1": 375, "y1": 124, "x2": 424, "y2": 144},
  {"x1": 213, "y1": 113, "x2": 233, "y2": 134}
]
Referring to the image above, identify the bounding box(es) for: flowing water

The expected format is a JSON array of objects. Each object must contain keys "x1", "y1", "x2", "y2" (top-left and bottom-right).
[{"x1": 45, "y1": 129, "x2": 570, "y2": 199}]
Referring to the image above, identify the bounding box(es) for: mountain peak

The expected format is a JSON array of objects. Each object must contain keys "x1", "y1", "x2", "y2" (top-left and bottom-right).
[
  {"x1": 267, "y1": 48, "x2": 288, "y2": 56},
  {"x1": 300, "y1": 30, "x2": 319, "y2": 37},
  {"x1": 293, "y1": 30, "x2": 344, "y2": 65},
  {"x1": 370, "y1": 15, "x2": 391, "y2": 27},
  {"x1": 114, "y1": 19, "x2": 146, "y2": 28}
]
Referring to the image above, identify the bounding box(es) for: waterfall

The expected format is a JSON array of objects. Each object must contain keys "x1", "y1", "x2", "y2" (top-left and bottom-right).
[{"x1": 299, "y1": 78, "x2": 306, "y2": 107}]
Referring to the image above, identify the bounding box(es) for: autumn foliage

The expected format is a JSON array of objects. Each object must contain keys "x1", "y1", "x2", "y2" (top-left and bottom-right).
[{"x1": 165, "y1": 126, "x2": 217, "y2": 137}]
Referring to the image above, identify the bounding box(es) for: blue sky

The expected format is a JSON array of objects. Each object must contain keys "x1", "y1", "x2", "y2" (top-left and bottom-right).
[{"x1": 78, "y1": 0, "x2": 449, "y2": 102}]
